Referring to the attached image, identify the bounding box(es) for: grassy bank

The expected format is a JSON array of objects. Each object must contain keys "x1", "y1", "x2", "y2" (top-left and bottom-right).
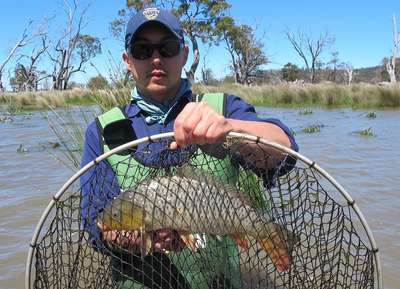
[
  {"x1": 194, "y1": 82, "x2": 400, "y2": 109},
  {"x1": 1, "y1": 83, "x2": 400, "y2": 112}
]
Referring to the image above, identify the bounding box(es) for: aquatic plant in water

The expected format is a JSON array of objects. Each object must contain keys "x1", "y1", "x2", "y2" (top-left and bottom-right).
[
  {"x1": 365, "y1": 111, "x2": 377, "y2": 119},
  {"x1": 298, "y1": 109, "x2": 313, "y2": 115},
  {"x1": 302, "y1": 124, "x2": 324, "y2": 133},
  {"x1": 356, "y1": 127, "x2": 374, "y2": 137},
  {"x1": 0, "y1": 116, "x2": 13, "y2": 123},
  {"x1": 16, "y1": 144, "x2": 29, "y2": 154}
]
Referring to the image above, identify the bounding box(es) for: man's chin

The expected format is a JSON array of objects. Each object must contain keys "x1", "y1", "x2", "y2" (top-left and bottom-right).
[{"x1": 144, "y1": 84, "x2": 170, "y2": 101}]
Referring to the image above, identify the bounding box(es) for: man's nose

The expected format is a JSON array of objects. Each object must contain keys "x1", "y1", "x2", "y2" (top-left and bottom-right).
[{"x1": 151, "y1": 49, "x2": 163, "y2": 67}]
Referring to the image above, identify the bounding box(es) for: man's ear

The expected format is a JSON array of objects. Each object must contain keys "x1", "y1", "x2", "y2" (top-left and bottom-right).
[{"x1": 122, "y1": 51, "x2": 131, "y2": 70}]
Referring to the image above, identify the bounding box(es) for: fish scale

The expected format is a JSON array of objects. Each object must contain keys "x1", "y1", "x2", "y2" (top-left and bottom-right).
[
  {"x1": 100, "y1": 172, "x2": 296, "y2": 272},
  {"x1": 127, "y1": 175, "x2": 271, "y2": 238}
]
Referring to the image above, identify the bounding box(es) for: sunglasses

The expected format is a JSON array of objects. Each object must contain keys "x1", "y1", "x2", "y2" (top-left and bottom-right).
[{"x1": 129, "y1": 40, "x2": 183, "y2": 60}]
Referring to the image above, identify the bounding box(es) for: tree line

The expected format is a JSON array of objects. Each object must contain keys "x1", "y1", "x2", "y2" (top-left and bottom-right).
[{"x1": 1, "y1": 0, "x2": 399, "y2": 92}]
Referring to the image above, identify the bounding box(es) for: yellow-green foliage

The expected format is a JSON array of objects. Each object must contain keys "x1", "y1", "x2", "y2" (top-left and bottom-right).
[
  {"x1": 1, "y1": 82, "x2": 400, "y2": 111},
  {"x1": 0, "y1": 88, "x2": 130, "y2": 111},
  {"x1": 194, "y1": 82, "x2": 400, "y2": 108},
  {"x1": 356, "y1": 127, "x2": 374, "y2": 137}
]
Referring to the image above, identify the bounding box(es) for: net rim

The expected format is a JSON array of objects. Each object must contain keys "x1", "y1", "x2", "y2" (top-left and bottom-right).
[{"x1": 25, "y1": 131, "x2": 382, "y2": 289}]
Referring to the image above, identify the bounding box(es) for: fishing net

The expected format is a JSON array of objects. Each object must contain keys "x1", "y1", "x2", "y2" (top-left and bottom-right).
[{"x1": 26, "y1": 132, "x2": 381, "y2": 289}]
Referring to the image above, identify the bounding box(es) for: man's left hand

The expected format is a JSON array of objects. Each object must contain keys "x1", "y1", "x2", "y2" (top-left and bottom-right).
[{"x1": 170, "y1": 102, "x2": 233, "y2": 150}]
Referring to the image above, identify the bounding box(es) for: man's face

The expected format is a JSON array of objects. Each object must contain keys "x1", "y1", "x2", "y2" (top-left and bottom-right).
[{"x1": 123, "y1": 24, "x2": 188, "y2": 102}]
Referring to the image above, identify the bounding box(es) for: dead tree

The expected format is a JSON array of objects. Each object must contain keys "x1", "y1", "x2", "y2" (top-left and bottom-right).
[
  {"x1": 0, "y1": 20, "x2": 45, "y2": 91},
  {"x1": 49, "y1": 0, "x2": 101, "y2": 90},
  {"x1": 343, "y1": 62, "x2": 355, "y2": 86},
  {"x1": 13, "y1": 36, "x2": 50, "y2": 91},
  {"x1": 386, "y1": 13, "x2": 400, "y2": 83},
  {"x1": 285, "y1": 29, "x2": 334, "y2": 83}
]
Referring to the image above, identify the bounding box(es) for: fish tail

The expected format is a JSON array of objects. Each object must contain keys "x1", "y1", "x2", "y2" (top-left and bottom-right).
[
  {"x1": 232, "y1": 234, "x2": 249, "y2": 250},
  {"x1": 258, "y1": 229, "x2": 292, "y2": 273}
]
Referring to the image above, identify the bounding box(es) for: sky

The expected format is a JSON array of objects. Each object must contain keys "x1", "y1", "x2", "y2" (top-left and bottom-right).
[{"x1": 1, "y1": 0, "x2": 400, "y2": 87}]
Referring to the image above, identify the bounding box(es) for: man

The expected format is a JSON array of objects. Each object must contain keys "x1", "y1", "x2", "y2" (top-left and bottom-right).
[{"x1": 80, "y1": 7, "x2": 298, "y2": 289}]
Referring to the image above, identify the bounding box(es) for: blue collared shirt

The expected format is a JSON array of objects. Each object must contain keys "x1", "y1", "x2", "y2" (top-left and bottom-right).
[{"x1": 80, "y1": 92, "x2": 298, "y2": 247}]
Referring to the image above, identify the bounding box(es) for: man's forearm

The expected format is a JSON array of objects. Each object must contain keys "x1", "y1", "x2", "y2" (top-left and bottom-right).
[
  {"x1": 227, "y1": 119, "x2": 292, "y2": 168},
  {"x1": 227, "y1": 119, "x2": 291, "y2": 148}
]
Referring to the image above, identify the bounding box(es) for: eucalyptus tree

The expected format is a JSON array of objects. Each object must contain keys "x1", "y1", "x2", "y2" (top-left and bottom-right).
[
  {"x1": 216, "y1": 17, "x2": 267, "y2": 85},
  {"x1": 281, "y1": 62, "x2": 299, "y2": 82}
]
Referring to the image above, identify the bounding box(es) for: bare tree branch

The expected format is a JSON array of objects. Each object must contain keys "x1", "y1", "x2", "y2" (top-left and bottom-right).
[
  {"x1": 285, "y1": 29, "x2": 334, "y2": 83},
  {"x1": 0, "y1": 20, "x2": 46, "y2": 91}
]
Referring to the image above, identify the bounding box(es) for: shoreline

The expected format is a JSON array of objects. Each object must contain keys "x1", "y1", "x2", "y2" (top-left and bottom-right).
[{"x1": 1, "y1": 83, "x2": 400, "y2": 113}]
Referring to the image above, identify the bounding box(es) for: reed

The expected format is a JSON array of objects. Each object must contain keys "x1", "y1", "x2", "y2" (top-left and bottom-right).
[
  {"x1": 194, "y1": 82, "x2": 400, "y2": 108},
  {"x1": 2, "y1": 83, "x2": 400, "y2": 111}
]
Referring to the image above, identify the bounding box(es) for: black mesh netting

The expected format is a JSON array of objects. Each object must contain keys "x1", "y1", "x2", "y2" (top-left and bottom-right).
[{"x1": 31, "y1": 136, "x2": 375, "y2": 289}]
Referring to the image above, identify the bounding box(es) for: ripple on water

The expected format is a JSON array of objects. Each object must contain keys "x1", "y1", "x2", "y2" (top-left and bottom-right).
[{"x1": 0, "y1": 107, "x2": 399, "y2": 289}]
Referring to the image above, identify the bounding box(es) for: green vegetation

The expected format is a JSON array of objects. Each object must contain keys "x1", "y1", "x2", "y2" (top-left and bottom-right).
[
  {"x1": 1, "y1": 83, "x2": 400, "y2": 112},
  {"x1": 281, "y1": 63, "x2": 300, "y2": 82},
  {"x1": 365, "y1": 111, "x2": 377, "y2": 118},
  {"x1": 195, "y1": 82, "x2": 400, "y2": 108},
  {"x1": 87, "y1": 75, "x2": 109, "y2": 90},
  {"x1": 298, "y1": 109, "x2": 313, "y2": 115},
  {"x1": 355, "y1": 127, "x2": 375, "y2": 137},
  {"x1": 302, "y1": 124, "x2": 324, "y2": 133}
]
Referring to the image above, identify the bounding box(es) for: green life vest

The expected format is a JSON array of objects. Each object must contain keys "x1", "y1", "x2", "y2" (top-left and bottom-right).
[{"x1": 96, "y1": 93, "x2": 267, "y2": 289}]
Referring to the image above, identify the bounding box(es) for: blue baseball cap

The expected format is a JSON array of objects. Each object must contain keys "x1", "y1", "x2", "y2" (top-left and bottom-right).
[{"x1": 125, "y1": 7, "x2": 184, "y2": 49}]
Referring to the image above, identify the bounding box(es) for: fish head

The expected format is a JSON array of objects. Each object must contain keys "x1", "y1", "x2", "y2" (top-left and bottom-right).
[{"x1": 98, "y1": 197, "x2": 145, "y2": 231}]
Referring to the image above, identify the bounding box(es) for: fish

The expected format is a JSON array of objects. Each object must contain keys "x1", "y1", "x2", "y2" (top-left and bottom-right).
[{"x1": 98, "y1": 166, "x2": 298, "y2": 273}]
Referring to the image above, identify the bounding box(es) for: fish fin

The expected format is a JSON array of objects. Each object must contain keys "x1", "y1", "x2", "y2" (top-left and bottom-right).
[
  {"x1": 258, "y1": 226, "x2": 298, "y2": 273},
  {"x1": 178, "y1": 164, "x2": 254, "y2": 207},
  {"x1": 176, "y1": 163, "x2": 198, "y2": 179},
  {"x1": 179, "y1": 231, "x2": 197, "y2": 251},
  {"x1": 176, "y1": 164, "x2": 215, "y2": 183},
  {"x1": 232, "y1": 234, "x2": 249, "y2": 250},
  {"x1": 222, "y1": 184, "x2": 254, "y2": 207}
]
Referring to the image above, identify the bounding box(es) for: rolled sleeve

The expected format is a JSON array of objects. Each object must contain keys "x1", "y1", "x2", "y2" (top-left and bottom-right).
[
  {"x1": 225, "y1": 94, "x2": 298, "y2": 152},
  {"x1": 225, "y1": 94, "x2": 298, "y2": 183}
]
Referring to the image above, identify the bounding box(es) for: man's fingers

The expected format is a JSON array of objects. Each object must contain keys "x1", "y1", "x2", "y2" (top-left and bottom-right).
[
  {"x1": 192, "y1": 109, "x2": 214, "y2": 144},
  {"x1": 174, "y1": 103, "x2": 198, "y2": 146},
  {"x1": 169, "y1": 141, "x2": 178, "y2": 150},
  {"x1": 205, "y1": 116, "x2": 232, "y2": 144},
  {"x1": 152, "y1": 229, "x2": 186, "y2": 252},
  {"x1": 102, "y1": 229, "x2": 142, "y2": 248}
]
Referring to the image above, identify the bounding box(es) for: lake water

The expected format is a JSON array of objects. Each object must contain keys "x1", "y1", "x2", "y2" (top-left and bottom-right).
[{"x1": 0, "y1": 105, "x2": 399, "y2": 289}]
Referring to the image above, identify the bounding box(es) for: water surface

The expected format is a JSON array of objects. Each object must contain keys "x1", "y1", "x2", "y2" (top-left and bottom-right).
[{"x1": 0, "y1": 106, "x2": 398, "y2": 289}]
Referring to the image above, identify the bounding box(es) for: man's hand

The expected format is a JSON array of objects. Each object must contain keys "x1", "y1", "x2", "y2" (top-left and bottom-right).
[
  {"x1": 98, "y1": 222, "x2": 185, "y2": 253},
  {"x1": 170, "y1": 102, "x2": 233, "y2": 150}
]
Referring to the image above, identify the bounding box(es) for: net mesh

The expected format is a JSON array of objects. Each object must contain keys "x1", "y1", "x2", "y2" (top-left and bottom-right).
[{"x1": 31, "y1": 136, "x2": 375, "y2": 289}]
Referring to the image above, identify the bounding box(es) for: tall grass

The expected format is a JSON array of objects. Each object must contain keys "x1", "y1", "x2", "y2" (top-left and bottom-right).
[
  {"x1": 2, "y1": 82, "x2": 400, "y2": 111},
  {"x1": 194, "y1": 82, "x2": 400, "y2": 108}
]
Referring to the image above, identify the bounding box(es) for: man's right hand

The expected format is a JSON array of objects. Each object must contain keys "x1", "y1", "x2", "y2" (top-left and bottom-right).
[{"x1": 98, "y1": 222, "x2": 186, "y2": 253}]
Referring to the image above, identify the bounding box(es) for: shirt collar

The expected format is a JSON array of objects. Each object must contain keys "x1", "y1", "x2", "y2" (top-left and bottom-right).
[{"x1": 125, "y1": 91, "x2": 194, "y2": 118}]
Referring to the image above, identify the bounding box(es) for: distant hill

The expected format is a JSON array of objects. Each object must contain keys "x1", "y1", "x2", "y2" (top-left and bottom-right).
[
  {"x1": 353, "y1": 66, "x2": 385, "y2": 83},
  {"x1": 245, "y1": 65, "x2": 388, "y2": 85}
]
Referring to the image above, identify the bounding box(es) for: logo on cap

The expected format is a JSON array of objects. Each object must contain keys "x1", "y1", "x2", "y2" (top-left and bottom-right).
[{"x1": 143, "y1": 8, "x2": 160, "y2": 20}]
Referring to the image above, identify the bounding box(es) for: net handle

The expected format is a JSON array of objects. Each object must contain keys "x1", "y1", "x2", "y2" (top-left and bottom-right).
[{"x1": 25, "y1": 131, "x2": 382, "y2": 289}]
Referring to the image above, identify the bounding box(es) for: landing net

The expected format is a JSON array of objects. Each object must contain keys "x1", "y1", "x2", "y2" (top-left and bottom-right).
[{"x1": 26, "y1": 132, "x2": 381, "y2": 289}]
